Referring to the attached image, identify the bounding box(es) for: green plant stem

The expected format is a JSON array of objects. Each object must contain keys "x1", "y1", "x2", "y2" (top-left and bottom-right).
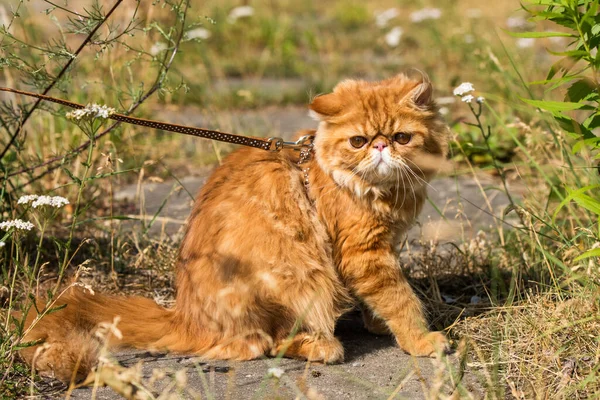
[
  {"x1": 30, "y1": 218, "x2": 47, "y2": 285},
  {"x1": 468, "y1": 102, "x2": 524, "y2": 226},
  {"x1": 53, "y1": 135, "x2": 96, "y2": 294},
  {"x1": 4, "y1": 236, "x2": 21, "y2": 332}
]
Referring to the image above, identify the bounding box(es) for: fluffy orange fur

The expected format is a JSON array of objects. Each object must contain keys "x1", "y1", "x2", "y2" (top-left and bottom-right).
[{"x1": 20, "y1": 73, "x2": 449, "y2": 382}]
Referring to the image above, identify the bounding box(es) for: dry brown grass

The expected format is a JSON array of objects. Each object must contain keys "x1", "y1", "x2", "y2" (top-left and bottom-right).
[{"x1": 454, "y1": 288, "x2": 600, "y2": 399}]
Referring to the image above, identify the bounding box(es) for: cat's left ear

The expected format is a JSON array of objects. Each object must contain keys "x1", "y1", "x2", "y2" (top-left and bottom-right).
[
  {"x1": 411, "y1": 78, "x2": 434, "y2": 109},
  {"x1": 309, "y1": 93, "x2": 344, "y2": 122}
]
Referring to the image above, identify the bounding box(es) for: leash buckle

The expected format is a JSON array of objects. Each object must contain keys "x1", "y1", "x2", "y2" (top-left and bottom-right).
[{"x1": 282, "y1": 134, "x2": 315, "y2": 164}]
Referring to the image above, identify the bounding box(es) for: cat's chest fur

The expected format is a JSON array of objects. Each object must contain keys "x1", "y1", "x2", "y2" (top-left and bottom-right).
[{"x1": 305, "y1": 158, "x2": 425, "y2": 261}]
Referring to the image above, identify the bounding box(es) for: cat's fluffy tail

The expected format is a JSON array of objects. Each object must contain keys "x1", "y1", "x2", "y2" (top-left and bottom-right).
[{"x1": 19, "y1": 287, "x2": 178, "y2": 382}]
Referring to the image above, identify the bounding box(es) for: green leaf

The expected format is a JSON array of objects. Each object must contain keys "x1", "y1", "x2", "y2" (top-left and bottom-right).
[
  {"x1": 546, "y1": 57, "x2": 579, "y2": 80},
  {"x1": 547, "y1": 49, "x2": 588, "y2": 58},
  {"x1": 62, "y1": 167, "x2": 81, "y2": 185},
  {"x1": 555, "y1": 114, "x2": 596, "y2": 140},
  {"x1": 45, "y1": 303, "x2": 67, "y2": 315},
  {"x1": 584, "y1": 113, "x2": 600, "y2": 130},
  {"x1": 572, "y1": 137, "x2": 600, "y2": 153},
  {"x1": 572, "y1": 192, "x2": 600, "y2": 215},
  {"x1": 574, "y1": 247, "x2": 600, "y2": 261},
  {"x1": 566, "y1": 79, "x2": 597, "y2": 102},
  {"x1": 506, "y1": 30, "x2": 576, "y2": 38},
  {"x1": 530, "y1": 74, "x2": 580, "y2": 86},
  {"x1": 581, "y1": 2, "x2": 599, "y2": 25},
  {"x1": 520, "y1": 97, "x2": 590, "y2": 113},
  {"x1": 553, "y1": 185, "x2": 600, "y2": 221},
  {"x1": 13, "y1": 339, "x2": 44, "y2": 351}
]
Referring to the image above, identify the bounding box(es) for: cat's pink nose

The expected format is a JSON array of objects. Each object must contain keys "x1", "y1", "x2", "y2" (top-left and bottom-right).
[{"x1": 373, "y1": 142, "x2": 387, "y2": 152}]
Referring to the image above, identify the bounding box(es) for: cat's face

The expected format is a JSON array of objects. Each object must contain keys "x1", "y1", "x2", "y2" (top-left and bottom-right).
[{"x1": 310, "y1": 74, "x2": 448, "y2": 194}]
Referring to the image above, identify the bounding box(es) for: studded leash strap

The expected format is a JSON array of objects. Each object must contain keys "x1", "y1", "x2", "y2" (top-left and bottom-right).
[{"x1": 0, "y1": 87, "x2": 314, "y2": 153}]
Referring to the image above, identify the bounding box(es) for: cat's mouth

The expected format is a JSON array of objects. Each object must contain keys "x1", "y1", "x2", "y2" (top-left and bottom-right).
[
  {"x1": 370, "y1": 152, "x2": 393, "y2": 177},
  {"x1": 374, "y1": 159, "x2": 391, "y2": 175}
]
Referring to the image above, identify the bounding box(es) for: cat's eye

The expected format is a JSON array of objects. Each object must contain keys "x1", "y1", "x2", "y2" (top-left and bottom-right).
[
  {"x1": 394, "y1": 132, "x2": 412, "y2": 145},
  {"x1": 349, "y1": 136, "x2": 368, "y2": 148}
]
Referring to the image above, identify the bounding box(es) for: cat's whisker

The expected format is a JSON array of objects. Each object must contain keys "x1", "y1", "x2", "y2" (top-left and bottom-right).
[
  {"x1": 398, "y1": 158, "x2": 432, "y2": 192},
  {"x1": 404, "y1": 158, "x2": 437, "y2": 192},
  {"x1": 396, "y1": 166, "x2": 409, "y2": 210},
  {"x1": 398, "y1": 163, "x2": 418, "y2": 219}
]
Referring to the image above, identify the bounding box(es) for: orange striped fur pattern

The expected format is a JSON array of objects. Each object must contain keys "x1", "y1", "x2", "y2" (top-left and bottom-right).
[{"x1": 21, "y1": 73, "x2": 449, "y2": 381}]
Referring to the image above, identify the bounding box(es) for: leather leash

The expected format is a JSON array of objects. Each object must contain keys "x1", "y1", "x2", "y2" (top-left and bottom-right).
[{"x1": 0, "y1": 87, "x2": 314, "y2": 154}]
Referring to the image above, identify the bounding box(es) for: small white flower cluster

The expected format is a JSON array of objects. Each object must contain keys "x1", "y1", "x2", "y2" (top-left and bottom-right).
[
  {"x1": 18, "y1": 194, "x2": 70, "y2": 208},
  {"x1": 375, "y1": 8, "x2": 399, "y2": 28},
  {"x1": 0, "y1": 241, "x2": 5, "y2": 248},
  {"x1": 66, "y1": 104, "x2": 115, "y2": 121},
  {"x1": 453, "y1": 82, "x2": 484, "y2": 104},
  {"x1": 410, "y1": 8, "x2": 442, "y2": 23},
  {"x1": 228, "y1": 6, "x2": 253, "y2": 23},
  {"x1": 506, "y1": 16, "x2": 528, "y2": 30},
  {"x1": 150, "y1": 42, "x2": 168, "y2": 56},
  {"x1": 453, "y1": 82, "x2": 474, "y2": 96},
  {"x1": 185, "y1": 27, "x2": 211, "y2": 40},
  {"x1": 385, "y1": 27, "x2": 404, "y2": 47},
  {"x1": 0, "y1": 219, "x2": 34, "y2": 231},
  {"x1": 516, "y1": 38, "x2": 535, "y2": 49},
  {"x1": 267, "y1": 367, "x2": 285, "y2": 379},
  {"x1": 17, "y1": 195, "x2": 39, "y2": 204}
]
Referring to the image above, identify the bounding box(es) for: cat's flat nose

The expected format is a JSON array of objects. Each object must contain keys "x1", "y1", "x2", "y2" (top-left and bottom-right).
[{"x1": 373, "y1": 141, "x2": 388, "y2": 152}]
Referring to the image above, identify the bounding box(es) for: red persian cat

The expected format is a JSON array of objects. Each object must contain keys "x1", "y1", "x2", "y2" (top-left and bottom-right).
[{"x1": 20, "y1": 73, "x2": 449, "y2": 381}]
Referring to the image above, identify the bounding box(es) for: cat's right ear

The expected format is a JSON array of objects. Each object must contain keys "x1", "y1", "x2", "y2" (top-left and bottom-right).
[{"x1": 309, "y1": 93, "x2": 343, "y2": 122}]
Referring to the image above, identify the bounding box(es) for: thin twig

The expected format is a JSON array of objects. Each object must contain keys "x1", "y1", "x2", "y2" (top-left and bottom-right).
[
  {"x1": 0, "y1": 0, "x2": 124, "y2": 161},
  {"x1": 43, "y1": 0, "x2": 89, "y2": 19}
]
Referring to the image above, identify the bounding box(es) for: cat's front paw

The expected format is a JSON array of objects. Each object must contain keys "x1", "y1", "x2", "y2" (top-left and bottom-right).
[{"x1": 403, "y1": 331, "x2": 449, "y2": 357}]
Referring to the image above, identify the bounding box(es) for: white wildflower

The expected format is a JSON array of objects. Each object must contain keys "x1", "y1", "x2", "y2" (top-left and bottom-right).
[
  {"x1": 453, "y1": 82, "x2": 474, "y2": 96},
  {"x1": 506, "y1": 16, "x2": 528, "y2": 30},
  {"x1": 228, "y1": 6, "x2": 254, "y2": 23},
  {"x1": 185, "y1": 27, "x2": 211, "y2": 40},
  {"x1": 438, "y1": 106, "x2": 449, "y2": 116},
  {"x1": 410, "y1": 8, "x2": 441, "y2": 23},
  {"x1": 19, "y1": 194, "x2": 69, "y2": 208},
  {"x1": 0, "y1": 241, "x2": 5, "y2": 248},
  {"x1": 267, "y1": 367, "x2": 285, "y2": 379},
  {"x1": 516, "y1": 38, "x2": 535, "y2": 48},
  {"x1": 0, "y1": 219, "x2": 34, "y2": 231},
  {"x1": 18, "y1": 194, "x2": 39, "y2": 205},
  {"x1": 384, "y1": 27, "x2": 403, "y2": 47},
  {"x1": 32, "y1": 196, "x2": 70, "y2": 208},
  {"x1": 150, "y1": 41, "x2": 167, "y2": 56},
  {"x1": 66, "y1": 104, "x2": 115, "y2": 121},
  {"x1": 375, "y1": 8, "x2": 399, "y2": 28},
  {"x1": 461, "y1": 95, "x2": 475, "y2": 103},
  {"x1": 476, "y1": 96, "x2": 485, "y2": 104},
  {"x1": 548, "y1": 35, "x2": 564, "y2": 44}
]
